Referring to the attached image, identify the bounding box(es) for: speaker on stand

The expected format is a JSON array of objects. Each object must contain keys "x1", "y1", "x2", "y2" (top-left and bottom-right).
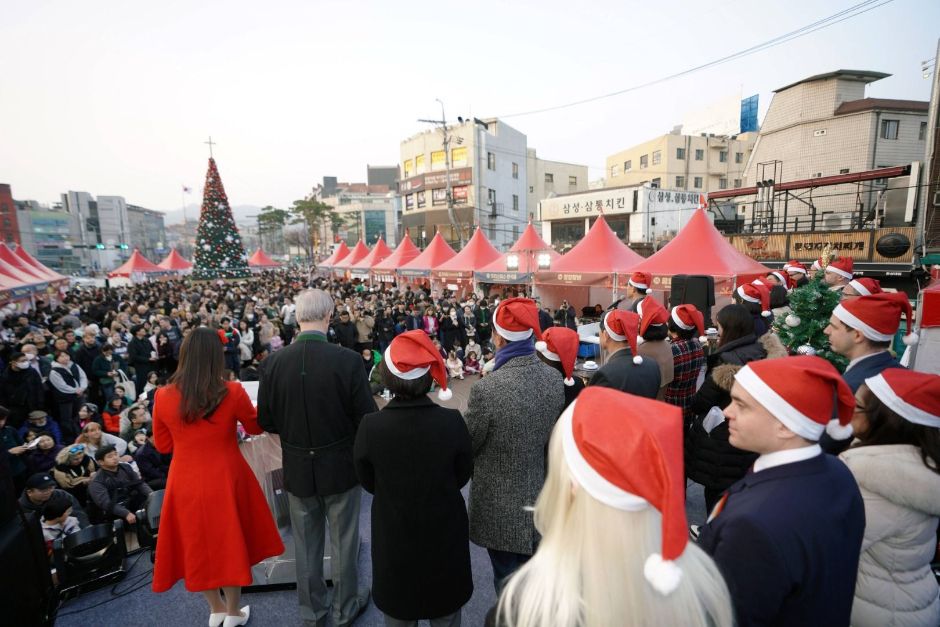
[{"x1": 669, "y1": 275, "x2": 716, "y2": 329}]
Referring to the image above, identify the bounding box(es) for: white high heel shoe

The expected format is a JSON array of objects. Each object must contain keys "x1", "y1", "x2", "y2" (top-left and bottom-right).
[
  {"x1": 222, "y1": 606, "x2": 250, "y2": 627},
  {"x1": 209, "y1": 612, "x2": 227, "y2": 627}
]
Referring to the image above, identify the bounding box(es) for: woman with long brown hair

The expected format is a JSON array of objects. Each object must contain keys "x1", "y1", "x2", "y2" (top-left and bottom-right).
[{"x1": 151, "y1": 327, "x2": 283, "y2": 627}]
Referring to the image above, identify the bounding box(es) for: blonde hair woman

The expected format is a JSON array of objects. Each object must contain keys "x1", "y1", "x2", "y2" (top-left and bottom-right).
[{"x1": 492, "y1": 387, "x2": 733, "y2": 627}]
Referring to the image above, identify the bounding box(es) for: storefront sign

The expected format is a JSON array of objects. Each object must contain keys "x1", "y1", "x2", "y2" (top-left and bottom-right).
[
  {"x1": 372, "y1": 273, "x2": 397, "y2": 283},
  {"x1": 476, "y1": 270, "x2": 528, "y2": 284},
  {"x1": 399, "y1": 268, "x2": 431, "y2": 278},
  {"x1": 728, "y1": 227, "x2": 915, "y2": 265},
  {"x1": 539, "y1": 189, "x2": 632, "y2": 222},
  {"x1": 399, "y1": 167, "x2": 473, "y2": 194}
]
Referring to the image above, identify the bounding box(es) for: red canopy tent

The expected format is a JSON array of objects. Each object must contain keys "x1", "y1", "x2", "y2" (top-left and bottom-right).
[
  {"x1": 350, "y1": 237, "x2": 393, "y2": 277},
  {"x1": 536, "y1": 215, "x2": 644, "y2": 286},
  {"x1": 0, "y1": 244, "x2": 48, "y2": 284},
  {"x1": 476, "y1": 224, "x2": 560, "y2": 285},
  {"x1": 157, "y1": 248, "x2": 193, "y2": 272},
  {"x1": 371, "y1": 236, "x2": 421, "y2": 283},
  {"x1": 628, "y1": 208, "x2": 771, "y2": 294},
  {"x1": 108, "y1": 250, "x2": 167, "y2": 279},
  {"x1": 398, "y1": 233, "x2": 456, "y2": 279},
  {"x1": 432, "y1": 228, "x2": 502, "y2": 281},
  {"x1": 10, "y1": 244, "x2": 67, "y2": 284},
  {"x1": 333, "y1": 240, "x2": 370, "y2": 277},
  {"x1": 318, "y1": 241, "x2": 350, "y2": 269},
  {"x1": 247, "y1": 249, "x2": 280, "y2": 268},
  {"x1": 920, "y1": 280, "x2": 940, "y2": 329}
]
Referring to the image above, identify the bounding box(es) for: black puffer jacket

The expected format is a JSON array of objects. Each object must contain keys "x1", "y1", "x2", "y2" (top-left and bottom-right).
[{"x1": 685, "y1": 333, "x2": 786, "y2": 492}]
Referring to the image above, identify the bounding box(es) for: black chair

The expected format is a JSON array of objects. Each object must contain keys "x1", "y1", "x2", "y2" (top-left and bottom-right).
[
  {"x1": 134, "y1": 489, "x2": 164, "y2": 560},
  {"x1": 52, "y1": 521, "x2": 127, "y2": 598}
]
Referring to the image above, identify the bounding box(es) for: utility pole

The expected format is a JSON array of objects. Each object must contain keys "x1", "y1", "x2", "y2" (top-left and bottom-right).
[{"x1": 419, "y1": 99, "x2": 465, "y2": 247}]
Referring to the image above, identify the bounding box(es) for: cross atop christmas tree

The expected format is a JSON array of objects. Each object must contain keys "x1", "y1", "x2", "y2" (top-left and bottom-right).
[{"x1": 192, "y1": 157, "x2": 250, "y2": 280}]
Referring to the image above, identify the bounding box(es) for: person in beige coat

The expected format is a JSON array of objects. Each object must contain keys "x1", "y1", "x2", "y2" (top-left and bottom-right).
[{"x1": 839, "y1": 368, "x2": 940, "y2": 627}]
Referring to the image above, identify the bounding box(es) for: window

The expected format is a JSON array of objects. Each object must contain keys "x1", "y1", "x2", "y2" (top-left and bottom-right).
[
  {"x1": 487, "y1": 188, "x2": 496, "y2": 206},
  {"x1": 415, "y1": 154, "x2": 426, "y2": 174},
  {"x1": 675, "y1": 176, "x2": 686, "y2": 188},
  {"x1": 610, "y1": 164, "x2": 621, "y2": 177},
  {"x1": 624, "y1": 160, "x2": 632, "y2": 171},
  {"x1": 529, "y1": 186, "x2": 534, "y2": 193},
  {"x1": 405, "y1": 194, "x2": 414, "y2": 210},
  {"x1": 451, "y1": 146, "x2": 468, "y2": 167},
  {"x1": 733, "y1": 179, "x2": 742, "y2": 188},
  {"x1": 651, "y1": 178, "x2": 661, "y2": 188},
  {"x1": 512, "y1": 225, "x2": 519, "y2": 240},
  {"x1": 694, "y1": 176, "x2": 703, "y2": 188},
  {"x1": 487, "y1": 152, "x2": 496, "y2": 170},
  {"x1": 719, "y1": 150, "x2": 728, "y2": 163},
  {"x1": 676, "y1": 147, "x2": 686, "y2": 160},
  {"x1": 839, "y1": 168, "x2": 850, "y2": 174},
  {"x1": 403, "y1": 159, "x2": 413, "y2": 177},
  {"x1": 432, "y1": 188, "x2": 448, "y2": 206},
  {"x1": 652, "y1": 150, "x2": 662, "y2": 166},
  {"x1": 920, "y1": 121, "x2": 928, "y2": 141},
  {"x1": 430, "y1": 150, "x2": 446, "y2": 170},
  {"x1": 512, "y1": 194, "x2": 519, "y2": 211},
  {"x1": 512, "y1": 162, "x2": 519, "y2": 179},
  {"x1": 694, "y1": 149, "x2": 704, "y2": 161},
  {"x1": 735, "y1": 152, "x2": 743, "y2": 164},
  {"x1": 639, "y1": 155, "x2": 648, "y2": 169},
  {"x1": 881, "y1": 119, "x2": 899, "y2": 140},
  {"x1": 718, "y1": 177, "x2": 728, "y2": 189},
  {"x1": 416, "y1": 191, "x2": 426, "y2": 208},
  {"x1": 545, "y1": 173, "x2": 554, "y2": 183},
  {"x1": 568, "y1": 175, "x2": 577, "y2": 186}
]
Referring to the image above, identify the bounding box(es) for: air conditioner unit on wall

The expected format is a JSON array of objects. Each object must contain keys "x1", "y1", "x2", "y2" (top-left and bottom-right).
[{"x1": 822, "y1": 214, "x2": 853, "y2": 230}]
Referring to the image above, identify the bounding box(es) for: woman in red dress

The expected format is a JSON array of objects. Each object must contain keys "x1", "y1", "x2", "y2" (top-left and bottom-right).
[{"x1": 152, "y1": 327, "x2": 284, "y2": 627}]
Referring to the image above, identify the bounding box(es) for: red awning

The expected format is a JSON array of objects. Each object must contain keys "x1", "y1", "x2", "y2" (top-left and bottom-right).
[
  {"x1": 0, "y1": 244, "x2": 48, "y2": 283},
  {"x1": 432, "y1": 229, "x2": 502, "y2": 277},
  {"x1": 351, "y1": 237, "x2": 393, "y2": 270},
  {"x1": 108, "y1": 250, "x2": 166, "y2": 277},
  {"x1": 157, "y1": 249, "x2": 193, "y2": 270},
  {"x1": 398, "y1": 233, "x2": 457, "y2": 277},
  {"x1": 247, "y1": 249, "x2": 280, "y2": 267},
  {"x1": 372, "y1": 237, "x2": 421, "y2": 276},
  {"x1": 510, "y1": 223, "x2": 553, "y2": 252},
  {"x1": 539, "y1": 215, "x2": 644, "y2": 284},
  {"x1": 12, "y1": 245, "x2": 68, "y2": 283},
  {"x1": 319, "y1": 242, "x2": 350, "y2": 268},
  {"x1": 334, "y1": 240, "x2": 371, "y2": 270},
  {"x1": 630, "y1": 209, "x2": 771, "y2": 281}
]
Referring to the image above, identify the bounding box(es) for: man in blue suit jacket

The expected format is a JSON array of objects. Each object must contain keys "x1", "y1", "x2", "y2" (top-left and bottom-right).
[{"x1": 697, "y1": 356, "x2": 864, "y2": 627}]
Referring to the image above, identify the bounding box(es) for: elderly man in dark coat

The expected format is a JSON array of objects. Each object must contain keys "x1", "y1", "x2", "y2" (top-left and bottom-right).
[
  {"x1": 354, "y1": 331, "x2": 473, "y2": 627},
  {"x1": 464, "y1": 298, "x2": 564, "y2": 592},
  {"x1": 589, "y1": 309, "x2": 660, "y2": 398},
  {"x1": 258, "y1": 288, "x2": 375, "y2": 627}
]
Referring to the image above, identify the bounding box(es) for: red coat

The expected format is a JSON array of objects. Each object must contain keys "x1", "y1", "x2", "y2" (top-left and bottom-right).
[{"x1": 151, "y1": 381, "x2": 284, "y2": 592}]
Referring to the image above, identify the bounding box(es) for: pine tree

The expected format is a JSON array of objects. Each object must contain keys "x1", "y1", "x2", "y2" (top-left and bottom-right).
[
  {"x1": 192, "y1": 158, "x2": 250, "y2": 280},
  {"x1": 774, "y1": 272, "x2": 848, "y2": 371}
]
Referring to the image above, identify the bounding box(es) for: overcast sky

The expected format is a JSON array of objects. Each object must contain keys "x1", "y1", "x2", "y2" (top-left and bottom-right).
[{"x1": 1, "y1": 0, "x2": 937, "y2": 213}]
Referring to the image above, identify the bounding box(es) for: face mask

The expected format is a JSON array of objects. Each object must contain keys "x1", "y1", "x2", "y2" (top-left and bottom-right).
[{"x1": 13, "y1": 361, "x2": 28, "y2": 369}]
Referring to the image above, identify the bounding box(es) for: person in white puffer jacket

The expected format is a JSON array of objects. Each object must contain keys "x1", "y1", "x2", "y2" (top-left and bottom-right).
[{"x1": 839, "y1": 368, "x2": 940, "y2": 627}]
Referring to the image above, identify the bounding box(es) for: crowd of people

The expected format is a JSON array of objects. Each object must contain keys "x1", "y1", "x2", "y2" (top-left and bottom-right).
[{"x1": 0, "y1": 260, "x2": 938, "y2": 627}]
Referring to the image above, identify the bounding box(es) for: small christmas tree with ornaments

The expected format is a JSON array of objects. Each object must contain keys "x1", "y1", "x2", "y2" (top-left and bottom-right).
[{"x1": 192, "y1": 156, "x2": 250, "y2": 280}]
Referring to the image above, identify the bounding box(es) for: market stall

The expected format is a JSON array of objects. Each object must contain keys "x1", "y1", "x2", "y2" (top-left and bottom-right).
[
  {"x1": 371, "y1": 237, "x2": 421, "y2": 285},
  {"x1": 431, "y1": 228, "x2": 502, "y2": 298},
  {"x1": 476, "y1": 223, "x2": 560, "y2": 298},
  {"x1": 331, "y1": 240, "x2": 370, "y2": 279},
  {"x1": 157, "y1": 249, "x2": 194, "y2": 274},
  {"x1": 397, "y1": 233, "x2": 456, "y2": 293},
  {"x1": 349, "y1": 237, "x2": 392, "y2": 282}
]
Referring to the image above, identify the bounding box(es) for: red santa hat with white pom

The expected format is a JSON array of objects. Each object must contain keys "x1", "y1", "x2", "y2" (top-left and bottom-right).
[
  {"x1": 384, "y1": 330, "x2": 453, "y2": 401},
  {"x1": 559, "y1": 387, "x2": 689, "y2": 595},
  {"x1": 493, "y1": 297, "x2": 543, "y2": 343},
  {"x1": 847, "y1": 277, "x2": 882, "y2": 297},
  {"x1": 734, "y1": 355, "x2": 856, "y2": 441},
  {"x1": 536, "y1": 326, "x2": 580, "y2": 386},
  {"x1": 736, "y1": 282, "x2": 772, "y2": 317},
  {"x1": 865, "y1": 368, "x2": 940, "y2": 428},
  {"x1": 832, "y1": 292, "x2": 917, "y2": 346},
  {"x1": 637, "y1": 295, "x2": 670, "y2": 342},
  {"x1": 601, "y1": 309, "x2": 643, "y2": 364},
  {"x1": 826, "y1": 257, "x2": 854, "y2": 280},
  {"x1": 671, "y1": 304, "x2": 706, "y2": 343}
]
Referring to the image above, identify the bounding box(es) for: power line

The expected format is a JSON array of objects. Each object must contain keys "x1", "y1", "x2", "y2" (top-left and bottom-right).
[{"x1": 497, "y1": 0, "x2": 896, "y2": 119}]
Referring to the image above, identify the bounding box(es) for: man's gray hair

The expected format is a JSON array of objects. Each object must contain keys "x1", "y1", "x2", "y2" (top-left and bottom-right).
[{"x1": 295, "y1": 289, "x2": 334, "y2": 323}]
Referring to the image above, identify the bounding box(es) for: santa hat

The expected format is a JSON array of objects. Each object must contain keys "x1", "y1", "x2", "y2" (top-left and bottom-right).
[
  {"x1": 736, "y1": 282, "x2": 772, "y2": 317},
  {"x1": 493, "y1": 297, "x2": 543, "y2": 343},
  {"x1": 637, "y1": 294, "x2": 670, "y2": 339},
  {"x1": 833, "y1": 292, "x2": 917, "y2": 345},
  {"x1": 384, "y1": 330, "x2": 452, "y2": 401},
  {"x1": 536, "y1": 327, "x2": 579, "y2": 386},
  {"x1": 810, "y1": 257, "x2": 824, "y2": 271},
  {"x1": 847, "y1": 277, "x2": 882, "y2": 297},
  {"x1": 671, "y1": 304, "x2": 706, "y2": 343},
  {"x1": 602, "y1": 310, "x2": 643, "y2": 364},
  {"x1": 629, "y1": 272, "x2": 652, "y2": 291},
  {"x1": 735, "y1": 355, "x2": 855, "y2": 440},
  {"x1": 826, "y1": 257, "x2": 854, "y2": 280},
  {"x1": 766, "y1": 271, "x2": 794, "y2": 290},
  {"x1": 865, "y1": 368, "x2": 940, "y2": 428},
  {"x1": 783, "y1": 260, "x2": 808, "y2": 276},
  {"x1": 559, "y1": 387, "x2": 687, "y2": 595}
]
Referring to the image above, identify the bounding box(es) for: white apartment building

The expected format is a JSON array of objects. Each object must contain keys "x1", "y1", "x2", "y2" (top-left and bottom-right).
[{"x1": 399, "y1": 118, "x2": 588, "y2": 251}]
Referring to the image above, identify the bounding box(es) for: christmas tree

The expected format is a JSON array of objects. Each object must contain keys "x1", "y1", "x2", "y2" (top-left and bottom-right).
[
  {"x1": 774, "y1": 256, "x2": 848, "y2": 372},
  {"x1": 192, "y1": 157, "x2": 250, "y2": 280}
]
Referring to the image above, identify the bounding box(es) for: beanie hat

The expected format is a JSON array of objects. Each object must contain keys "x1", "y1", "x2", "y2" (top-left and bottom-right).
[
  {"x1": 671, "y1": 304, "x2": 706, "y2": 342},
  {"x1": 493, "y1": 297, "x2": 543, "y2": 343},
  {"x1": 637, "y1": 295, "x2": 669, "y2": 338},
  {"x1": 847, "y1": 277, "x2": 882, "y2": 297},
  {"x1": 783, "y1": 260, "x2": 808, "y2": 275},
  {"x1": 384, "y1": 330, "x2": 452, "y2": 401},
  {"x1": 826, "y1": 257, "x2": 854, "y2": 280},
  {"x1": 734, "y1": 355, "x2": 855, "y2": 440},
  {"x1": 601, "y1": 310, "x2": 643, "y2": 364},
  {"x1": 559, "y1": 387, "x2": 687, "y2": 595},
  {"x1": 536, "y1": 327, "x2": 580, "y2": 386},
  {"x1": 629, "y1": 272, "x2": 652, "y2": 292},
  {"x1": 832, "y1": 292, "x2": 917, "y2": 345},
  {"x1": 736, "y1": 282, "x2": 771, "y2": 317},
  {"x1": 865, "y1": 368, "x2": 940, "y2": 428}
]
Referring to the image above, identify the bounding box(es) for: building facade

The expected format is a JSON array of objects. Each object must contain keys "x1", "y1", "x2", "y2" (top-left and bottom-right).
[
  {"x1": 605, "y1": 131, "x2": 757, "y2": 194},
  {"x1": 399, "y1": 118, "x2": 588, "y2": 251},
  {"x1": 127, "y1": 204, "x2": 167, "y2": 261},
  {"x1": 311, "y1": 178, "x2": 400, "y2": 250},
  {"x1": 0, "y1": 184, "x2": 21, "y2": 245},
  {"x1": 15, "y1": 200, "x2": 83, "y2": 273},
  {"x1": 366, "y1": 165, "x2": 400, "y2": 189}
]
